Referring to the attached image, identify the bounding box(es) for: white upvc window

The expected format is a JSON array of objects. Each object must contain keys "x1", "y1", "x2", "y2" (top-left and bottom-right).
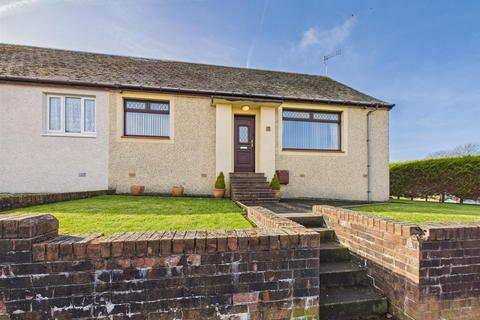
[{"x1": 46, "y1": 95, "x2": 96, "y2": 135}]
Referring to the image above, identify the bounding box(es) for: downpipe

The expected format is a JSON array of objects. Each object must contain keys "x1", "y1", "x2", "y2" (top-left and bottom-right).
[{"x1": 366, "y1": 106, "x2": 379, "y2": 203}]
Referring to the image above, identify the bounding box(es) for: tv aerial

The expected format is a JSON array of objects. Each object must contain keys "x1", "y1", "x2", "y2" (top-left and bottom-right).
[{"x1": 323, "y1": 49, "x2": 342, "y2": 76}]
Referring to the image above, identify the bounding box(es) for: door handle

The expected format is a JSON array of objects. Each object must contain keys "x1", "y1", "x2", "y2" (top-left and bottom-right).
[{"x1": 250, "y1": 140, "x2": 254, "y2": 148}]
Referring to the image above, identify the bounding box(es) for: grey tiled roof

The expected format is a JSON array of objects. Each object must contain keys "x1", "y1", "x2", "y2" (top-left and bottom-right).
[{"x1": 0, "y1": 44, "x2": 393, "y2": 107}]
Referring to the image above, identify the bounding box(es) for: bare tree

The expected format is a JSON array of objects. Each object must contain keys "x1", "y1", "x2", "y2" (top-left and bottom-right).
[
  {"x1": 427, "y1": 143, "x2": 480, "y2": 159},
  {"x1": 451, "y1": 143, "x2": 480, "y2": 156}
]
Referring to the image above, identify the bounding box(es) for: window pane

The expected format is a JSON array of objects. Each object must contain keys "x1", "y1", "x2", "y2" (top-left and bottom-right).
[
  {"x1": 84, "y1": 99, "x2": 95, "y2": 132},
  {"x1": 48, "y1": 97, "x2": 61, "y2": 131},
  {"x1": 283, "y1": 110, "x2": 310, "y2": 119},
  {"x1": 65, "y1": 97, "x2": 81, "y2": 133},
  {"x1": 239, "y1": 126, "x2": 248, "y2": 143},
  {"x1": 126, "y1": 112, "x2": 169, "y2": 136},
  {"x1": 313, "y1": 112, "x2": 339, "y2": 121},
  {"x1": 150, "y1": 102, "x2": 169, "y2": 111},
  {"x1": 126, "y1": 101, "x2": 146, "y2": 110},
  {"x1": 283, "y1": 120, "x2": 338, "y2": 150}
]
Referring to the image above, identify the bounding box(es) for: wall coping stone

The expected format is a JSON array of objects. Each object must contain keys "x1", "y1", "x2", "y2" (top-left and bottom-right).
[
  {"x1": 313, "y1": 205, "x2": 480, "y2": 241},
  {"x1": 0, "y1": 190, "x2": 111, "y2": 211},
  {"x1": 0, "y1": 206, "x2": 320, "y2": 263},
  {"x1": 0, "y1": 214, "x2": 58, "y2": 239}
]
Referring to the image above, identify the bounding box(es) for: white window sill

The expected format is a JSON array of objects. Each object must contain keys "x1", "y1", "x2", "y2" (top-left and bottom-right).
[{"x1": 41, "y1": 133, "x2": 97, "y2": 138}]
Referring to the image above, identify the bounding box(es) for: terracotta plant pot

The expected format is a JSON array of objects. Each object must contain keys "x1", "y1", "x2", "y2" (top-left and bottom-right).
[
  {"x1": 273, "y1": 190, "x2": 280, "y2": 200},
  {"x1": 171, "y1": 185, "x2": 184, "y2": 197},
  {"x1": 130, "y1": 184, "x2": 145, "y2": 196},
  {"x1": 212, "y1": 188, "x2": 225, "y2": 198}
]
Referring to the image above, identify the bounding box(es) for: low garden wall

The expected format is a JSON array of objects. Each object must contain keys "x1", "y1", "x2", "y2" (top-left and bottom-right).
[
  {"x1": 0, "y1": 190, "x2": 111, "y2": 211},
  {"x1": 0, "y1": 208, "x2": 320, "y2": 319},
  {"x1": 314, "y1": 205, "x2": 480, "y2": 320}
]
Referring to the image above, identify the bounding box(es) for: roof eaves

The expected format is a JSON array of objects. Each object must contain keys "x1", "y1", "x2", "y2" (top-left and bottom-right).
[{"x1": 0, "y1": 76, "x2": 395, "y2": 109}]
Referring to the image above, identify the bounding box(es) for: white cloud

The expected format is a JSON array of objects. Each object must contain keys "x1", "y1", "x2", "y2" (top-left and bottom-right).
[
  {"x1": 296, "y1": 15, "x2": 356, "y2": 56},
  {"x1": 0, "y1": 0, "x2": 41, "y2": 17}
]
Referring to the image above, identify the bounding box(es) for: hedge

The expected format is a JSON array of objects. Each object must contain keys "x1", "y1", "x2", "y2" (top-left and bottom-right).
[{"x1": 390, "y1": 156, "x2": 480, "y2": 200}]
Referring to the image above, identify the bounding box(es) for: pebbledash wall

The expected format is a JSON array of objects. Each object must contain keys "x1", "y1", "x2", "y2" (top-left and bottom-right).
[
  {"x1": 0, "y1": 207, "x2": 320, "y2": 319},
  {"x1": 0, "y1": 81, "x2": 389, "y2": 201},
  {"x1": 0, "y1": 83, "x2": 110, "y2": 193},
  {"x1": 315, "y1": 205, "x2": 480, "y2": 320},
  {"x1": 276, "y1": 104, "x2": 389, "y2": 201},
  {"x1": 110, "y1": 92, "x2": 390, "y2": 201},
  {"x1": 108, "y1": 92, "x2": 217, "y2": 196}
]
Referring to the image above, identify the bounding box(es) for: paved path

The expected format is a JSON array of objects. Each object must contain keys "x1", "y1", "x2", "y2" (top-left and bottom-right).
[{"x1": 262, "y1": 199, "x2": 369, "y2": 214}]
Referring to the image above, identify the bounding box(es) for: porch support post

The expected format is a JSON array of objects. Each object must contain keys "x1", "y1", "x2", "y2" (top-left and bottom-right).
[
  {"x1": 215, "y1": 103, "x2": 233, "y2": 186},
  {"x1": 259, "y1": 106, "x2": 276, "y2": 181}
]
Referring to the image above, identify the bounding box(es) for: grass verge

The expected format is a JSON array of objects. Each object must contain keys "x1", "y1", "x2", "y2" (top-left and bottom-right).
[
  {"x1": 349, "y1": 199, "x2": 480, "y2": 223},
  {"x1": 2, "y1": 195, "x2": 253, "y2": 235}
]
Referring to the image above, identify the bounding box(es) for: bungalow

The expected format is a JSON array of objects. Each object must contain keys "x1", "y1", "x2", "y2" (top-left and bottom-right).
[{"x1": 0, "y1": 44, "x2": 393, "y2": 201}]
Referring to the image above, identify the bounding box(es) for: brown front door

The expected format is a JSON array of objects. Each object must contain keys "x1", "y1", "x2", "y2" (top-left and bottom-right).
[{"x1": 234, "y1": 115, "x2": 255, "y2": 172}]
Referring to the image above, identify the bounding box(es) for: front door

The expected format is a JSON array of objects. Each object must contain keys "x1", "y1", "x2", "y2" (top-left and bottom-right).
[{"x1": 234, "y1": 115, "x2": 255, "y2": 172}]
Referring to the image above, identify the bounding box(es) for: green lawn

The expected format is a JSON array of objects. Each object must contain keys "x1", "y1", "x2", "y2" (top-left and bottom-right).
[
  {"x1": 349, "y1": 200, "x2": 480, "y2": 223},
  {"x1": 2, "y1": 195, "x2": 252, "y2": 235}
]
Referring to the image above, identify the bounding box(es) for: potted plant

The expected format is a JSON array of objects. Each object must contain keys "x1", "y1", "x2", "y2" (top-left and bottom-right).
[
  {"x1": 130, "y1": 184, "x2": 145, "y2": 196},
  {"x1": 171, "y1": 185, "x2": 184, "y2": 197},
  {"x1": 270, "y1": 173, "x2": 281, "y2": 200},
  {"x1": 213, "y1": 172, "x2": 226, "y2": 198}
]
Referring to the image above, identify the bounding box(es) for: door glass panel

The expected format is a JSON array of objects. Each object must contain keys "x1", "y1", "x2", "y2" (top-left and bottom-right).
[{"x1": 239, "y1": 126, "x2": 249, "y2": 143}]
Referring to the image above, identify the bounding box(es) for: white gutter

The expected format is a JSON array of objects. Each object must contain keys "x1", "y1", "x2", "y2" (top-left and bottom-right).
[{"x1": 366, "y1": 105, "x2": 379, "y2": 202}]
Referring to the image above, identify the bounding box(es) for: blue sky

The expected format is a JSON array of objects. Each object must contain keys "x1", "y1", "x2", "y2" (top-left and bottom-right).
[{"x1": 1, "y1": 0, "x2": 479, "y2": 161}]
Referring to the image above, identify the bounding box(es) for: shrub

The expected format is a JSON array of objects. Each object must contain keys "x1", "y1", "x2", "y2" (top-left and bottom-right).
[
  {"x1": 270, "y1": 173, "x2": 281, "y2": 191},
  {"x1": 214, "y1": 172, "x2": 226, "y2": 189},
  {"x1": 390, "y1": 156, "x2": 480, "y2": 200}
]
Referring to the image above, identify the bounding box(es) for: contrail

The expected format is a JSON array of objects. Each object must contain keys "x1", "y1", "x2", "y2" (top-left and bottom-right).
[{"x1": 246, "y1": 0, "x2": 269, "y2": 68}]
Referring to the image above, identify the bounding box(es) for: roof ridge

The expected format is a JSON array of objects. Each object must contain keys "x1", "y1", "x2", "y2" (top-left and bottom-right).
[{"x1": 0, "y1": 42, "x2": 333, "y2": 80}]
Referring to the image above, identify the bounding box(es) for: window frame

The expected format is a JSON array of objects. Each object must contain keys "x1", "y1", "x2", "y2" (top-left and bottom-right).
[
  {"x1": 46, "y1": 95, "x2": 96, "y2": 136},
  {"x1": 123, "y1": 98, "x2": 171, "y2": 139},
  {"x1": 281, "y1": 109, "x2": 342, "y2": 152}
]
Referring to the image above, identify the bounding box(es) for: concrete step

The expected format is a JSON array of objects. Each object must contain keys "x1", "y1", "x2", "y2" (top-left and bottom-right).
[
  {"x1": 231, "y1": 191, "x2": 276, "y2": 196},
  {"x1": 233, "y1": 197, "x2": 278, "y2": 202},
  {"x1": 231, "y1": 182, "x2": 270, "y2": 186},
  {"x1": 230, "y1": 172, "x2": 265, "y2": 177},
  {"x1": 320, "y1": 242, "x2": 351, "y2": 262},
  {"x1": 241, "y1": 201, "x2": 278, "y2": 205},
  {"x1": 231, "y1": 188, "x2": 273, "y2": 192},
  {"x1": 231, "y1": 185, "x2": 272, "y2": 189},
  {"x1": 230, "y1": 182, "x2": 269, "y2": 187},
  {"x1": 231, "y1": 191, "x2": 276, "y2": 197},
  {"x1": 308, "y1": 227, "x2": 335, "y2": 242},
  {"x1": 232, "y1": 196, "x2": 277, "y2": 200},
  {"x1": 230, "y1": 176, "x2": 267, "y2": 181},
  {"x1": 278, "y1": 213, "x2": 325, "y2": 228},
  {"x1": 320, "y1": 261, "x2": 371, "y2": 288},
  {"x1": 229, "y1": 172, "x2": 277, "y2": 203},
  {"x1": 320, "y1": 286, "x2": 388, "y2": 320}
]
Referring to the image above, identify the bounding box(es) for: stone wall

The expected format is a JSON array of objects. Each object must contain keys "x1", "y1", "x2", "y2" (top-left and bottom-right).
[
  {"x1": 0, "y1": 209, "x2": 320, "y2": 319},
  {"x1": 314, "y1": 205, "x2": 480, "y2": 320},
  {"x1": 0, "y1": 190, "x2": 110, "y2": 211}
]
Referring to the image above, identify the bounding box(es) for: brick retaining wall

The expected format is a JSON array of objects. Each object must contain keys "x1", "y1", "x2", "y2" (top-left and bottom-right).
[
  {"x1": 314, "y1": 205, "x2": 480, "y2": 320},
  {"x1": 0, "y1": 190, "x2": 111, "y2": 211},
  {"x1": 0, "y1": 208, "x2": 320, "y2": 319}
]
